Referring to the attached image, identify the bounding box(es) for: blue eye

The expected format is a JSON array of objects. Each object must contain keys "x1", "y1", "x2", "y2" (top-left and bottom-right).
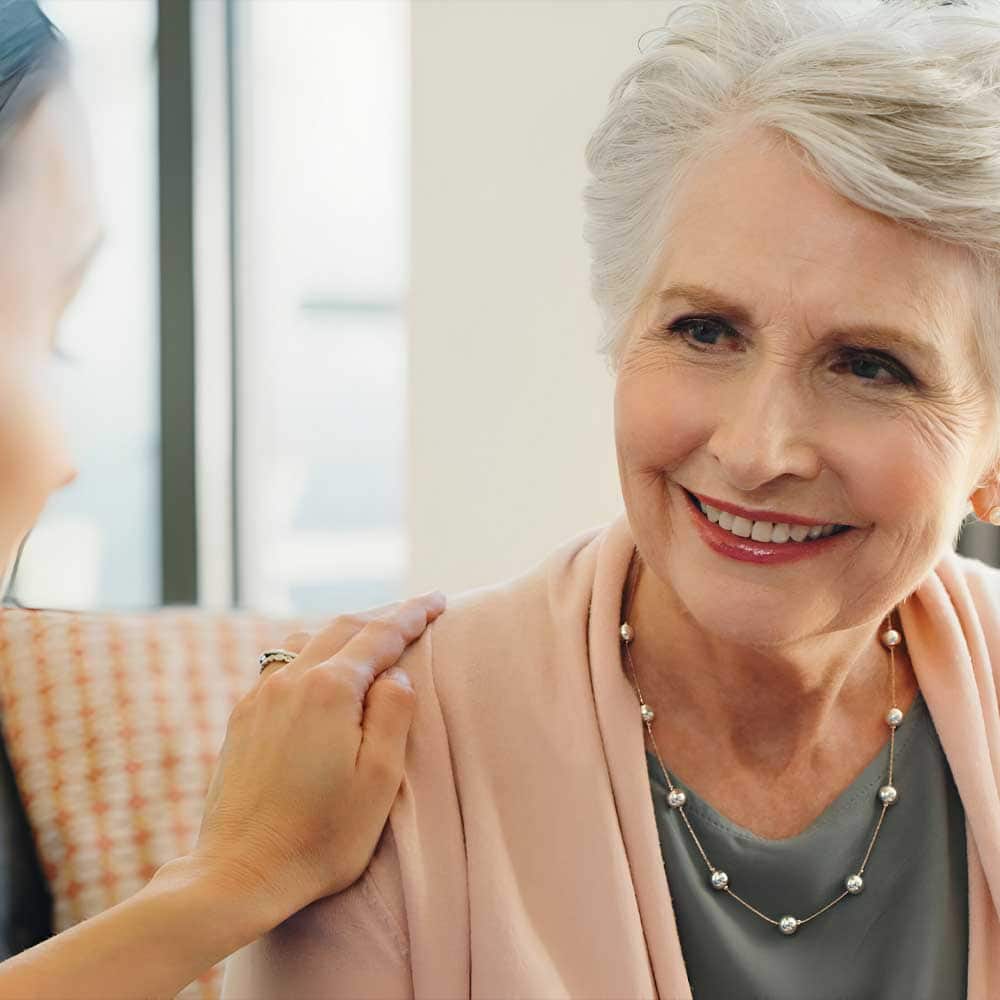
[
  {"x1": 669, "y1": 317, "x2": 733, "y2": 348},
  {"x1": 834, "y1": 351, "x2": 912, "y2": 386},
  {"x1": 661, "y1": 317, "x2": 914, "y2": 387}
]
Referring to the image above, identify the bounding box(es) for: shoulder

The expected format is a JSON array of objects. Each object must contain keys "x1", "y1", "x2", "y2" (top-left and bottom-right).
[
  {"x1": 387, "y1": 520, "x2": 617, "y2": 771},
  {"x1": 935, "y1": 548, "x2": 1000, "y2": 624},
  {"x1": 417, "y1": 522, "x2": 609, "y2": 685},
  {"x1": 923, "y1": 548, "x2": 1000, "y2": 695}
]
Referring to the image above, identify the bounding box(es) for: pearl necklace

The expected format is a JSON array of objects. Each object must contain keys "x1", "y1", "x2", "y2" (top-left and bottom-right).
[{"x1": 620, "y1": 554, "x2": 905, "y2": 937}]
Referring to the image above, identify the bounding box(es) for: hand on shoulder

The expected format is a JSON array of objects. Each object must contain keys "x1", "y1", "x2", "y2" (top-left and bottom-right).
[{"x1": 184, "y1": 591, "x2": 446, "y2": 932}]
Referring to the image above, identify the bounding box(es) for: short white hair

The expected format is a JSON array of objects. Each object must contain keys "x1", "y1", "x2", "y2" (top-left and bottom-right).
[{"x1": 583, "y1": 0, "x2": 1000, "y2": 457}]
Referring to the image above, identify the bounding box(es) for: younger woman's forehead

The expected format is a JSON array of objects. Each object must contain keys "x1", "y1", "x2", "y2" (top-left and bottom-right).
[{"x1": 0, "y1": 84, "x2": 99, "y2": 263}]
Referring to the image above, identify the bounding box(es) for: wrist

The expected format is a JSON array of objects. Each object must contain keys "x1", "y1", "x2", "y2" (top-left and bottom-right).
[{"x1": 147, "y1": 852, "x2": 290, "y2": 948}]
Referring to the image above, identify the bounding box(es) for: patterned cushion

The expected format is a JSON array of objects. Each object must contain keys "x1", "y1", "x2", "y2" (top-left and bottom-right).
[{"x1": 0, "y1": 607, "x2": 309, "y2": 1000}]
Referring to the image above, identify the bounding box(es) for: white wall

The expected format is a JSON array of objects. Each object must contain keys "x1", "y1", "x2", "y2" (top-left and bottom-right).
[{"x1": 408, "y1": 0, "x2": 668, "y2": 595}]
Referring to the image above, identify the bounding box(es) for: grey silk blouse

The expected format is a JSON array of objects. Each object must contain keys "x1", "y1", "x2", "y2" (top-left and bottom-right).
[{"x1": 647, "y1": 692, "x2": 968, "y2": 1000}]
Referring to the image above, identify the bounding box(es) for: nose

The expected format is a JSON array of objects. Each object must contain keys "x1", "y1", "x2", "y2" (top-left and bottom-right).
[{"x1": 706, "y1": 364, "x2": 822, "y2": 491}]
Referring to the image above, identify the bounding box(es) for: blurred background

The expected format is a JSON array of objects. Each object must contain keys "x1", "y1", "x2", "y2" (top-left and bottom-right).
[{"x1": 6, "y1": 0, "x2": 995, "y2": 614}]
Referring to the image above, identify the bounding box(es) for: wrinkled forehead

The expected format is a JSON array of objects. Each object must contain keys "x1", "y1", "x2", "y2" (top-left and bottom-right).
[{"x1": 654, "y1": 130, "x2": 978, "y2": 365}]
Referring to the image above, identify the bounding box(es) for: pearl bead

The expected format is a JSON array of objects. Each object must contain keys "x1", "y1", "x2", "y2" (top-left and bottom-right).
[
  {"x1": 886, "y1": 707, "x2": 903, "y2": 728},
  {"x1": 779, "y1": 916, "x2": 799, "y2": 936},
  {"x1": 845, "y1": 874, "x2": 864, "y2": 895},
  {"x1": 710, "y1": 870, "x2": 729, "y2": 890},
  {"x1": 620, "y1": 623, "x2": 634, "y2": 644},
  {"x1": 878, "y1": 784, "x2": 898, "y2": 805},
  {"x1": 667, "y1": 788, "x2": 687, "y2": 809},
  {"x1": 640, "y1": 704, "x2": 655, "y2": 723},
  {"x1": 880, "y1": 628, "x2": 901, "y2": 648}
]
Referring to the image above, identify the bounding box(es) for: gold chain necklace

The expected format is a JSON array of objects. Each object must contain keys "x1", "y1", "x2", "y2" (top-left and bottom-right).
[{"x1": 619, "y1": 550, "x2": 905, "y2": 936}]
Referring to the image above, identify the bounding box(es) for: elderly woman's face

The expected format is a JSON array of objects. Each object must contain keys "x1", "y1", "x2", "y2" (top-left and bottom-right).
[{"x1": 615, "y1": 128, "x2": 992, "y2": 643}]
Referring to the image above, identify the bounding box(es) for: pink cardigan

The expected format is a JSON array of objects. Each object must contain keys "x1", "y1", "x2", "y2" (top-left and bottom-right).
[{"x1": 222, "y1": 516, "x2": 1000, "y2": 999}]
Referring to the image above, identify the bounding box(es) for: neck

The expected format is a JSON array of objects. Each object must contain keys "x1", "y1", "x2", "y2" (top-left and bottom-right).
[{"x1": 625, "y1": 556, "x2": 917, "y2": 773}]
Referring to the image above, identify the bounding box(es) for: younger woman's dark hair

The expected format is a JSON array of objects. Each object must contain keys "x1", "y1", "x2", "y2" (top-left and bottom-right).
[{"x1": 0, "y1": 0, "x2": 65, "y2": 146}]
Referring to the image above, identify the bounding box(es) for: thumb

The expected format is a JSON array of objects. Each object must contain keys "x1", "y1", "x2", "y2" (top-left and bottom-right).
[{"x1": 357, "y1": 668, "x2": 416, "y2": 787}]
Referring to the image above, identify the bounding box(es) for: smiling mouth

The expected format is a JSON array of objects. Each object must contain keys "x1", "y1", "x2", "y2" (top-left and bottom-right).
[{"x1": 682, "y1": 488, "x2": 854, "y2": 544}]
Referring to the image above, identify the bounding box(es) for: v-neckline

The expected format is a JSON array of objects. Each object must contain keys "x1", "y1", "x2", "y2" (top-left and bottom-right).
[{"x1": 645, "y1": 691, "x2": 928, "y2": 846}]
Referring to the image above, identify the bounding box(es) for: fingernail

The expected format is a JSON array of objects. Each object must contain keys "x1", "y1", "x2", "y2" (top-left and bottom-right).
[
  {"x1": 422, "y1": 590, "x2": 446, "y2": 609},
  {"x1": 387, "y1": 667, "x2": 412, "y2": 690}
]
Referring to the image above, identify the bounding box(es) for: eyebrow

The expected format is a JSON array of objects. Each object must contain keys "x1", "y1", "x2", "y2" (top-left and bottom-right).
[{"x1": 656, "y1": 281, "x2": 948, "y2": 368}]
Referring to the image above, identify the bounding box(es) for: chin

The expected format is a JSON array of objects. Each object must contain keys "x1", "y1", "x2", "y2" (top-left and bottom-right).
[
  {"x1": 0, "y1": 530, "x2": 30, "y2": 602},
  {"x1": 689, "y1": 600, "x2": 798, "y2": 647},
  {"x1": 665, "y1": 558, "x2": 837, "y2": 646}
]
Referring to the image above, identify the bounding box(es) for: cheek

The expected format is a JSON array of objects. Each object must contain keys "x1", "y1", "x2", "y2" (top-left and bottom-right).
[
  {"x1": 615, "y1": 364, "x2": 705, "y2": 474},
  {"x1": 0, "y1": 360, "x2": 75, "y2": 562},
  {"x1": 843, "y1": 415, "x2": 968, "y2": 535}
]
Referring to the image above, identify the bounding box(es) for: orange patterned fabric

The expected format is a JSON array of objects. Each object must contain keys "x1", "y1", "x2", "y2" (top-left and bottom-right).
[{"x1": 0, "y1": 607, "x2": 309, "y2": 1000}]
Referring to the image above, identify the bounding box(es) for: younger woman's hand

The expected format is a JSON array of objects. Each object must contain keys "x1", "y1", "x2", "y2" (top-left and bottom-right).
[{"x1": 185, "y1": 591, "x2": 446, "y2": 926}]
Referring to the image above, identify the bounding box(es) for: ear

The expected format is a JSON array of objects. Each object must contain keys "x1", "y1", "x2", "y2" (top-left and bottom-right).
[{"x1": 969, "y1": 479, "x2": 1000, "y2": 524}]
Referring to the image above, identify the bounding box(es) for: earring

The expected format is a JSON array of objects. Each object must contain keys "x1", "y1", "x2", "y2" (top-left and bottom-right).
[{"x1": 989, "y1": 507, "x2": 1000, "y2": 526}]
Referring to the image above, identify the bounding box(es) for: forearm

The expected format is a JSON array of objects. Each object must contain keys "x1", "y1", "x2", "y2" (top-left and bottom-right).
[{"x1": 0, "y1": 855, "x2": 284, "y2": 1000}]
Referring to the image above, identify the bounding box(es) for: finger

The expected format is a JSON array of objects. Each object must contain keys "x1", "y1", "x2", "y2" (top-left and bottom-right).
[
  {"x1": 357, "y1": 666, "x2": 416, "y2": 789},
  {"x1": 282, "y1": 603, "x2": 402, "y2": 676},
  {"x1": 257, "y1": 630, "x2": 313, "y2": 680},
  {"x1": 281, "y1": 631, "x2": 312, "y2": 654},
  {"x1": 287, "y1": 591, "x2": 446, "y2": 678},
  {"x1": 310, "y1": 594, "x2": 444, "y2": 699}
]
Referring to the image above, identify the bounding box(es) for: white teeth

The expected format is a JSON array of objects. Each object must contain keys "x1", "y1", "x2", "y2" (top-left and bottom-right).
[
  {"x1": 698, "y1": 499, "x2": 843, "y2": 544},
  {"x1": 731, "y1": 516, "x2": 753, "y2": 538}
]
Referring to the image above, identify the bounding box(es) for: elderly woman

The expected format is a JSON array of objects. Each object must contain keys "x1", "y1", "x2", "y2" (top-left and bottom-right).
[{"x1": 224, "y1": 1, "x2": 1000, "y2": 997}]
